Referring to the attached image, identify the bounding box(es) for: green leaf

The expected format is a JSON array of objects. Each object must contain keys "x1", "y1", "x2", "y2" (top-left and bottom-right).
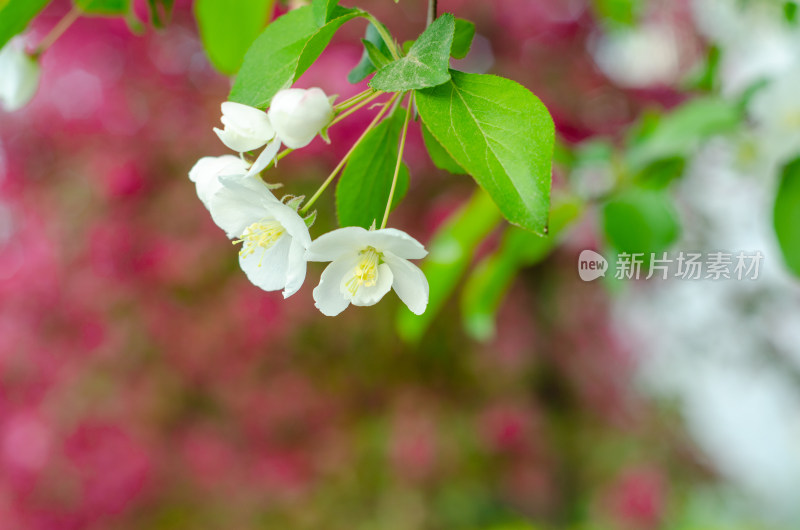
[
  {"x1": 421, "y1": 122, "x2": 465, "y2": 174},
  {"x1": 461, "y1": 197, "x2": 582, "y2": 340},
  {"x1": 592, "y1": 0, "x2": 642, "y2": 26},
  {"x1": 0, "y1": 0, "x2": 50, "y2": 50},
  {"x1": 75, "y1": 0, "x2": 129, "y2": 15},
  {"x1": 634, "y1": 156, "x2": 686, "y2": 189},
  {"x1": 195, "y1": 0, "x2": 273, "y2": 75},
  {"x1": 229, "y1": 6, "x2": 359, "y2": 108},
  {"x1": 348, "y1": 22, "x2": 391, "y2": 83},
  {"x1": 312, "y1": 0, "x2": 349, "y2": 26},
  {"x1": 602, "y1": 188, "x2": 680, "y2": 257},
  {"x1": 146, "y1": 0, "x2": 174, "y2": 27},
  {"x1": 369, "y1": 13, "x2": 455, "y2": 92},
  {"x1": 296, "y1": 9, "x2": 359, "y2": 74},
  {"x1": 450, "y1": 18, "x2": 475, "y2": 59},
  {"x1": 336, "y1": 111, "x2": 410, "y2": 229},
  {"x1": 774, "y1": 157, "x2": 800, "y2": 277},
  {"x1": 416, "y1": 70, "x2": 555, "y2": 234},
  {"x1": 364, "y1": 40, "x2": 391, "y2": 69},
  {"x1": 625, "y1": 97, "x2": 741, "y2": 170},
  {"x1": 396, "y1": 190, "x2": 502, "y2": 343}
]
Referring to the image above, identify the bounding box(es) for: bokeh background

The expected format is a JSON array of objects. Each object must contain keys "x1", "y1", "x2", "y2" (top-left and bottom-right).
[{"x1": 2, "y1": 0, "x2": 800, "y2": 528}]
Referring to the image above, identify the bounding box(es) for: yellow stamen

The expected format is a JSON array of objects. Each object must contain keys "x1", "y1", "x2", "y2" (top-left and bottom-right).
[
  {"x1": 344, "y1": 247, "x2": 381, "y2": 297},
  {"x1": 233, "y1": 219, "x2": 285, "y2": 267}
]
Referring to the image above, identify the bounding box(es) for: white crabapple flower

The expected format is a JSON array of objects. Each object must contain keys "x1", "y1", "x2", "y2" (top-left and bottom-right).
[
  {"x1": 268, "y1": 87, "x2": 334, "y2": 149},
  {"x1": 213, "y1": 101, "x2": 275, "y2": 152},
  {"x1": 306, "y1": 227, "x2": 429, "y2": 316},
  {"x1": 187, "y1": 155, "x2": 249, "y2": 210},
  {"x1": 0, "y1": 37, "x2": 41, "y2": 112},
  {"x1": 213, "y1": 101, "x2": 280, "y2": 179},
  {"x1": 208, "y1": 175, "x2": 311, "y2": 298}
]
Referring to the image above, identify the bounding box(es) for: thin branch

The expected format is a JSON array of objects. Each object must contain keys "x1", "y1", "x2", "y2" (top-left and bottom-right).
[
  {"x1": 426, "y1": 0, "x2": 438, "y2": 28},
  {"x1": 300, "y1": 94, "x2": 400, "y2": 215},
  {"x1": 35, "y1": 5, "x2": 82, "y2": 55},
  {"x1": 381, "y1": 93, "x2": 413, "y2": 229}
]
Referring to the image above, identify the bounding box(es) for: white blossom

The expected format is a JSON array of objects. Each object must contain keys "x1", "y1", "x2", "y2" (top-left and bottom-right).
[
  {"x1": 0, "y1": 38, "x2": 40, "y2": 112},
  {"x1": 188, "y1": 155, "x2": 249, "y2": 210},
  {"x1": 306, "y1": 227, "x2": 429, "y2": 316},
  {"x1": 208, "y1": 176, "x2": 311, "y2": 297},
  {"x1": 268, "y1": 87, "x2": 334, "y2": 149},
  {"x1": 591, "y1": 24, "x2": 683, "y2": 88},
  {"x1": 213, "y1": 101, "x2": 275, "y2": 153}
]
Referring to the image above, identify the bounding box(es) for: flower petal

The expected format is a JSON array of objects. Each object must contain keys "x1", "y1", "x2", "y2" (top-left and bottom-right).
[
  {"x1": 269, "y1": 87, "x2": 333, "y2": 149},
  {"x1": 383, "y1": 252, "x2": 429, "y2": 315},
  {"x1": 244, "y1": 139, "x2": 281, "y2": 178},
  {"x1": 348, "y1": 263, "x2": 394, "y2": 307},
  {"x1": 266, "y1": 200, "x2": 312, "y2": 248},
  {"x1": 209, "y1": 177, "x2": 277, "y2": 237},
  {"x1": 306, "y1": 226, "x2": 369, "y2": 262},
  {"x1": 313, "y1": 255, "x2": 359, "y2": 316},
  {"x1": 0, "y1": 40, "x2": 40, "y2": 112},
  {"x1": 238, "y1": 232, "x2": 292, "y2": 292},
  {"x1": 214, "y1": 126, "x2": 268, "y2": 153},
  {"x1": 188, "y1": 155, "x2": 248, "y2": 209},
  {"x1": 282, "y1": 238, "x2": 308, "y2": 298},
  {"x1": 221, "y1": 101, "x2": 274, "y2": 137},
  {"x1": 365, "y1": 228, "x2": 428, "y2": 260}
]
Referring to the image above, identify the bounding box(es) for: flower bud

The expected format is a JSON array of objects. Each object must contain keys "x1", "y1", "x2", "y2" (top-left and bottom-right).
[
  {"x1": 0, "y1": 38, "x2": 41, "y2": 112},
  {"x1": 213, "y1": 102, "x2": 275, "y2": 153},
  {"x1": 268, "y1": 88, "x2": 334, "y2": 149}
]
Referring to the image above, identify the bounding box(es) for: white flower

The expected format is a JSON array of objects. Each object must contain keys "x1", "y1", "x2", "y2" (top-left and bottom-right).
[
  {"x1": 268, "y1": 87, "x2": 334, "y2": 149},
  {"x1": 0, "y1": 38, "x2": 41, "y2": 112},
  {"x1": 208, "y1": 176, "x2": 311, "y2": 297},
  {"x1": 188, "y1": 155, "x2": 249, "y2": 209},
  {"x1": 306, "y1": 227, "x2": 429, "y2": 316},
  {"x1": 591, "y1": 24, "x2": 682, "y2": 88},
  {"x1": 213, "y1": 101, "x2": 275, "y2": 152}
]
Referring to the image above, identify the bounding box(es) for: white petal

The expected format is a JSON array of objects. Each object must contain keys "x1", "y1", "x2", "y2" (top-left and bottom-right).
[
  {"x1": 213, "y1": 126, "x2": 268, "y2": 153},
  {"x1": 348, "y1": 263, "x2": 394, "y2": 307},
  {"x1": 208, "y1": 178, "x2": 276, "y2": 237},
  {"x1": 313, "y1": 255, "x2": 359, "y2": 316},
  {"x1": 221, "y1": 101, "x2": 274, "y2": 138},
  {"x1": 383, "y1": 252, "x2": 429, "y2": 315},
  {"x1": 365, "y1": 228, "x2": 428, "y2": 260},
  {"x1": 265, "y1": 200, "x2": 312, "y2": 248},
  {"x1": 188, "y1": 155, "x2": 247, "y2": 208},
  {"x1": 238, "y1": 232, "x2": 292, "y2": 292},
  {"x1": 282, "y1": 238, "x2": 308, "y2": 298},
  {"x1": 0, "y1": 41, "x2": 40, "y2": 112},
  {"x1": 306, "y1": 226, "x2": 370, "y2": 262},
  {"x1": 269, "y1": 87, "x2": 333, "y2": 149},
  {"x1": 244, "y1": 139, "x2": 281, "y2": 178},
  {"x1": 218, "y1": 174, "x2": 279, "y2": 204}
]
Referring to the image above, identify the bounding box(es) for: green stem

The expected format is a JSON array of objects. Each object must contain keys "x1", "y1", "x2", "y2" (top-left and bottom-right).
[
  {"x1": 363, "y1": 12, "x2": 400, "y2": 59},
  {"x1": 334, "y1": 89, "x2": 376, "y2": 112},
  {"x1": 301, "y1": 93, "x2": 400, "y2": 215},
  {"x1": 330, "y1": 90, "x2": 384, "y2": 127},
  {"x1": 35, "y1": 5, "x2": 82, "y2": 56},
  {"x1": 381, "y1": 93, "x2": 413, "y2": 229}
]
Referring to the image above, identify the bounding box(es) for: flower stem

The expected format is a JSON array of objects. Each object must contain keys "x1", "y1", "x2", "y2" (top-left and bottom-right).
[
  {"x1": 334, "y1": 89, "x2": 376, "y2": 112},
  {"x1": 35, "y1": 5, "x2": 82, "y2": 56},
  {"x1": 427, "y1": 0, "x2": 438, "y2": 27},
  {"x1": 300, "y1": 93, "x2": 400, "y2": 215},
  {"x1": 381, "y1": 93, "x2": 413, "y2": 229},
  {"x1": 330, "y1": 90, "x2": 384, "y2": 127}
]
